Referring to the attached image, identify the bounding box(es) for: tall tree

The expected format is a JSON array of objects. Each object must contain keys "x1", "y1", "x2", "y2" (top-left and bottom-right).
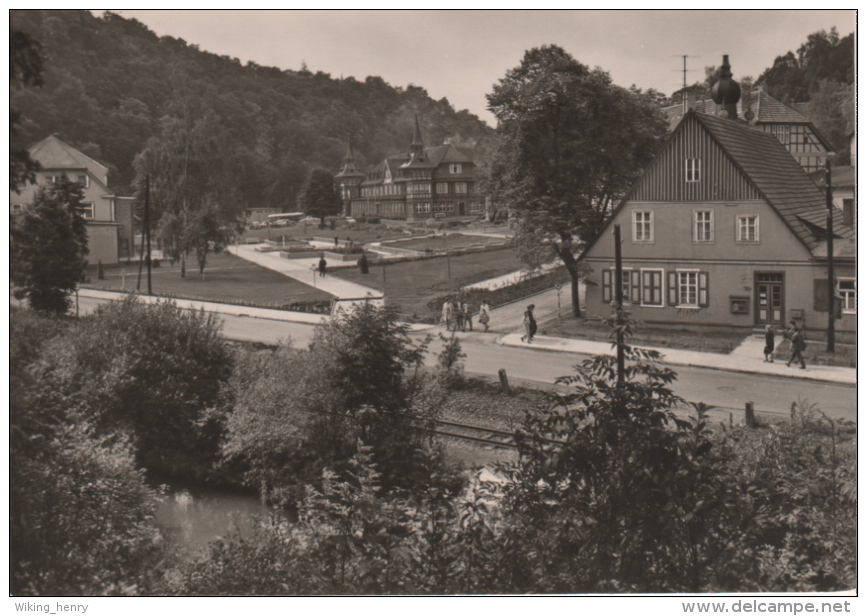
[
  {"x1": 488, "y1": 45, "x2": 667, "y2": 317},
  {"x1": 299, "y1": 168, "x2": 342, "y2": 226},
  {"x1": 133, "y1": 98, "x2": 240, "y2": 277},
  {"x1": 10, "y1": 176, "x2": 89, "y2": 314},
  {"x1": 10, "y1": 28, "x2": 45, "y2": 192}
]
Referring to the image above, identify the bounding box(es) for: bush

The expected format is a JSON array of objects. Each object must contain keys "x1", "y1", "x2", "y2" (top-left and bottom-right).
[
  {"x1": 29, "y1": 297, "x2": 234, "y2": 480},
  {"x1": 224, "y1": 303, "x2": 446, "y2": 506},
  {"x1": 10, "y1": 310, "x2": 166, "y2": 595},
  {"x1": 11, "y1": 422, "x2": 165, "y2": 595},
  {"x1": 436, "y1": 333, "x2": 466, "y2": 390}
]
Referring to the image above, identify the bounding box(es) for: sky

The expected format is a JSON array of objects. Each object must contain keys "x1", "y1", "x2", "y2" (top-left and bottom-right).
[{"x1": 101, "y1": 9, "x2": 855, "y2": 126}]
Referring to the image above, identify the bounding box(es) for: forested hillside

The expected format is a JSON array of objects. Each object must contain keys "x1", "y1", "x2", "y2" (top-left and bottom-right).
[{"x1": 10, "y1": 10, "x2": 495, "y2": 207}]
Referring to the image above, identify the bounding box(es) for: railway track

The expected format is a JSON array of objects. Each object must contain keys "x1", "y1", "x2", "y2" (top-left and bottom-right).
[
  {"x1": 431, "y1": 419, "x2": 519, "y2": 450},
  {"x1": 429, "y1": 400, "x2": 804, "y2": 451}
]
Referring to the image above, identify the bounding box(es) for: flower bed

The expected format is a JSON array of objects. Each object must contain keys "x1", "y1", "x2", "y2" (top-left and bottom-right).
[{"x1": 425, "y1": 267, "x2": 570, "y2": 317}]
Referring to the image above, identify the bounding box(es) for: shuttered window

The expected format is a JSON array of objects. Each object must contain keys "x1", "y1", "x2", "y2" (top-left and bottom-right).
[
  {"x1": 602, "y1": 270, "x2": 611, "y2": 303},
  {"x1": 641, "y1": 269, "x2": 664, "y2": 307}
]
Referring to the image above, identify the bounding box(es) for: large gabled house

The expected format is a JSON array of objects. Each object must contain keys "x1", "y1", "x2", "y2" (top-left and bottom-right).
[
  {"x1": 336, "y1": 117, "x2": 485, "y2": 221},
  {"x1": 10, "y1": 135, "x2": 135, "y2": 264},
  {"x1": 579, "y1": 109, "x2": 855, "y2": 342},
  {"x1": 662, "y1": 86, "x2": 835, "y2": 173}
]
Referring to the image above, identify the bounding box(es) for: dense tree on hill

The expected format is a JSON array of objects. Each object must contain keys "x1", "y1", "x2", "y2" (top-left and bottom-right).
[
  {"x1": 10, "y1": 29, "x2": 45, "y2": 192},
  {"x1": 10, "y1": 176, "x2": 89, "y2": 314},
  {"x1": 9, "y1": 9, "x2": 495, "y2": 206},
  {"x1": 757, "y1": 28, "x2": 854, "y2": 103},
  {"x1": 488, "y1": 45, "x2": 667, "y2": 317}
]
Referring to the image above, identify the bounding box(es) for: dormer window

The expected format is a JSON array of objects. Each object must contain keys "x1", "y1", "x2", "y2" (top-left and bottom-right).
[
  {"x1": 77, "y1": 174, "x2": 90, "y2": 188},
  {"x1": 450, "y1": 163, "x2": 462, "y2": 174},
  {"x1": 686, "y1": 158, "x2": 701, "y2": 182}
]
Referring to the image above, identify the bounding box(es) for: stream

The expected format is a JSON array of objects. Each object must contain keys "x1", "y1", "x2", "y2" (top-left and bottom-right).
[{"x1": 150, "y1": 477, "x2": 284, "y2": 560}]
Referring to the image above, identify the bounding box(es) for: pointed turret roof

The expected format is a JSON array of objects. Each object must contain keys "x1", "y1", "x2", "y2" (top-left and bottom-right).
[{"x1": 335, "y1": 136, "x2": 365, "y2": 179}]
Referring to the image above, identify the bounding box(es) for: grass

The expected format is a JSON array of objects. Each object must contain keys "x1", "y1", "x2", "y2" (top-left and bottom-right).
[
  {"x1": 85, "y1": 251, "x2": 333, "y2": 308},
  {"x1": 332, "y1": 247, "x2": 524, "y2": 318},
  {"x1": 538, "y1": 317, "x2": 750, "y2": 355}
]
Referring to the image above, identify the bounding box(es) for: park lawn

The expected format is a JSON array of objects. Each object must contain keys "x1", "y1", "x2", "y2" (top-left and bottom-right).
[
  {"x1": 384, "y1": 233, "x2": 507, "y2": 252},
  {"x1": 332, "y1": 247, "x2": 524, "y2": 319},
  {"x1": 538, "y1": 317, "x2": 751, "y2": 355},
  {"x1": 85, "y1": 251, "x2": 333, "y2": 308}
]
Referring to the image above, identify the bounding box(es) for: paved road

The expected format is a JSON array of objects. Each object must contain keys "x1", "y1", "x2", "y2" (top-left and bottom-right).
[{"x1": 75, "y1": 295, "x2": 857, "y2": 423}]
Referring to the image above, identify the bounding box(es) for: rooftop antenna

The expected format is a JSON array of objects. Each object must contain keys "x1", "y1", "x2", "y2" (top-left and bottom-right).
[{"x1": 672, "y1": 55, "x2": 700, "y2": 111}]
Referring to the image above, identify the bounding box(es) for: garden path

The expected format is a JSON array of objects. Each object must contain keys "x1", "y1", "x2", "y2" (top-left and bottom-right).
[{"x1": 227, "y1": 244, "x2": 382, "y2": 300}]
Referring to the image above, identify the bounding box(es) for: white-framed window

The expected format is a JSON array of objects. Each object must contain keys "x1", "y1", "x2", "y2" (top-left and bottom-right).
[
  {"x1": 640, "y1": 268, "x2": 664, "y2": 307},
  {"x1": 736, "y1": 215, "x2": 759, "y2": 242},
  {"x1": 80, "y1": 202, "x2": 95, "y2": 219},
  {"x1": 76, "y1": 174, "x2": 90, "y2": 188},
  {"x1": 436, "y1": 182, "x2": 448, "y2": 194},
  {"x1": 632, "y1": 210, "x2": 653, "y2": 242},
  {"x1": 450, "y1": 163, "x2": 462, "y2": 174},
  {"x1": 771, "y1": 124, "x2": 791, "y2": 146},
  {"x1": 454, "y1": 182, "x2": 468, "y2": 194},
  {"x1": 837, "y1": 278, "x2": 856, "y2": 314},
  {"x1": 686, "y1": 158, "x2": 701, "y2": 182},
  {"x1": 11, "y1": 203, "x2": 24, "y2": 214},
  {"x1": 669, "y1": 270, "x2": 709, "y2": 308},
  {"x1": 694, "y1": 210, "x2": 713, "y2": 243}
]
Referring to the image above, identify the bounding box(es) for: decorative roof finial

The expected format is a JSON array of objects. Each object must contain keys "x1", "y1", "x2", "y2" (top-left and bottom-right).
[{"x1": 711, "y1": 55, "x2": 741, "y2": 120}]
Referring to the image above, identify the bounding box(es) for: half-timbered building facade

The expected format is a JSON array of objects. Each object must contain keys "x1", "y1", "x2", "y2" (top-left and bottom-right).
[
  {"x1": 662, "y1": 86, "x2": 834, "y2": 173},
  {"x1": 336, "y1": 117, "x2": 484, "y2": 221},
  {"x1": 580, "y1": 110, "x2": 855, "y2": 341}
]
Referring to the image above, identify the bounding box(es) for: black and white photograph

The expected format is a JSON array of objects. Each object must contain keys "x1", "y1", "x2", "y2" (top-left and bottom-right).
[{"x1": 7, "y1": 8, "x2": 858, "y2": 606}]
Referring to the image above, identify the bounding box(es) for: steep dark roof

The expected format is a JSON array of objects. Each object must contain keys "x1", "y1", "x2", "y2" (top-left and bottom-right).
[
  {"x1": 692, "y1": 111, "x2": 852, "y2": 253},
  {"x1": 425, "y1": 143, "x2": 474, "y2": 166},
  {"x1": 751, "y1": 89, "x2": 808, "y2": 123}
]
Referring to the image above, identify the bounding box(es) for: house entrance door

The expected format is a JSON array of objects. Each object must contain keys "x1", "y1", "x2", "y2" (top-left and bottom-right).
[{"x1": 755, "y1": 273, "x2": 784, "y2": 326}]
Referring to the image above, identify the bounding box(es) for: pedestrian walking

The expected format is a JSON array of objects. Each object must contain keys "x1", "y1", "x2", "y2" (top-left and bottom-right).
[
  {"x1": 453, "y1": 299, "x2": 463, "y2": 332},
  {"x1": 358, "y1": 252, "x2": 369, "y2": 274},
  {"x1": 786, "y1": 321, "x2": 807, "y2": 369},
  {"x1": 462, "y1": 301, "x2": 473, "y2": 331},
  {"x1": 318, "y1": 255, "x2": 327, "y2": 277},
  {"x1": 334, "y1": 236, "x2": 339, "y2": 248},
  {"x1": 442, "y1": 300, "x2": 453, "y2": 330},
  {"x1": 763, "y1": 324, "x2": 776, "y2": 362},
  {"x1": 478, "y1": 300, "x2": 491, "y2": 332},
  {"x1": 521, "y1": 304, "x2": 536, "y2": 343}
]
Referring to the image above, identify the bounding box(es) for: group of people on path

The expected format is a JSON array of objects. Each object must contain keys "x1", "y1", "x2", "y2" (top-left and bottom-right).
[
  {"x1": 763, "y1": 320, "x2": 807, "y2": 369},
  {"x1": 442, "y1": 298, "x2": 492, "y2": 333}
]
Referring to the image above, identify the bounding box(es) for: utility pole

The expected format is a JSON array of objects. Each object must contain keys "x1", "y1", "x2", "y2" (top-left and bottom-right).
[
  {"x1": 825, "y1": 159, "x2": 835, "y2": 352},
  {"x1": 614, "y1": 224, "x2": 625, "y2": 385},
  {"x1": 145, "y1": 174, "x2": 152, "y2": 296}
]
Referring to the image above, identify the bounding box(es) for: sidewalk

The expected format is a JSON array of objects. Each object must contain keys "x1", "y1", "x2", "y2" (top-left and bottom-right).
[{"x1": 496, "y1": 331, "x2": 856, "y2": 386}]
